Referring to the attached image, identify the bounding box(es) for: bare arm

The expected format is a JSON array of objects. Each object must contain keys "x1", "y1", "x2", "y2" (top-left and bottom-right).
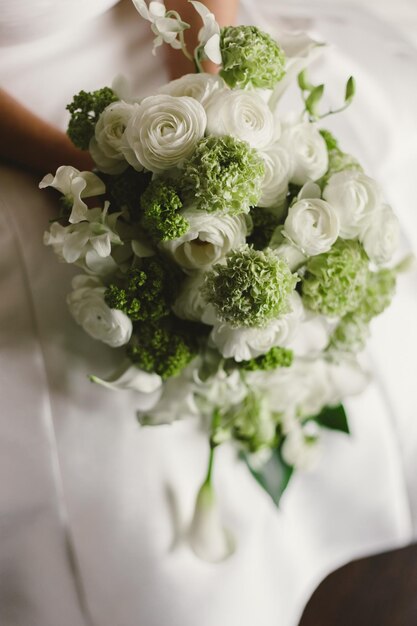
[
  {"x1": 164, "y1": 0, "x2": 239, "y2": 79},
  {"x1": 0, "y1": 89, "x2": 93, "y2": 175}
]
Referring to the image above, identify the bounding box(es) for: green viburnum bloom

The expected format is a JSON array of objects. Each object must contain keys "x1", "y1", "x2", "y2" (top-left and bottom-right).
[
  {"x1": 220, "y1": 26, "x2": 286, "y2": 89},
  {"x1": 181, "y1": 135, "x2": 265, "y2": 215},
  {"x1": 302, "y1": 239, "x2": 369, "y2": 317},
  {"x1": 127, "y1": 318, "x2": 196, "y2": 380},
  {"x1": 228, "y1": 393, "x2": 278, "y2": 453},
  {"x1": 356, "y1": 268, "x2": 397, "y2": 322},
  {"x1": 239, "y1": 346, "x2": 294, "y2": 371},
  {"x1": 141, "y1": 179, "x2": 189, "y2": 242},
  {"x1": 203, "y1": 246, "x2": 298, "y2": 328},
  {"x1": 66, "y1": 87, "x2": 118, "y2": 150},
  {"x1": 104, "y1": 257, "x2": 181, "y2": 322}
]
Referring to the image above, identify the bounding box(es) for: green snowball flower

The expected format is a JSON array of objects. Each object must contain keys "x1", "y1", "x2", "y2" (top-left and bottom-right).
[
  {"x1": 220, "y1": 26, "x2": 286, "y2": 89},
  {"x1": 203, "y1": 246, "x2": 298, "y2": 328},
  {"x1": 302, "y1": 239, "x2": 369, "y2": 317},
  {"x1": 141, "y1": 178, "x2": 189, "y2": 242},
  {"x1": 181, "y1": 135, "x2": 265, "y2": 215}
]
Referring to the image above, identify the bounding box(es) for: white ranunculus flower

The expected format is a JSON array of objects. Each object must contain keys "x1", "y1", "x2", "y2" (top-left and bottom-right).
[
  {"x1": 323, "y1": 170, "x2": 383, "y2": 239},
  {"x1": 122, "y1": 95, "x2": 206, "y2": 173},
  {"x1": 326, "y1": 354, "x2": 370, "y2": 404},
  {"x1": 89, "y1": 101, "x2": 136, "y2": 174},
  {"x1": 67, "y1": 275, "x2": 132, "y2": 347},
  {"x1": 39, "y1": 166, "x2": 105, "y2": 224},
  {"x1": 258, "y1": 143, "x2": 291, "y2": 210},
  {"x1": 161, "y1": 209, "x2": 248, "y2": 271},
  {"x1": 43, "y1": 202, "x2": 122, "y2": 275},
  {"x1": 360, "y1": 204, "x2": 400, "y2": 264},
  {"x1": 283, "y1": 198, "x2": 340, "y2": 256},
  {"x1": 158, "y1": 73, "x2": 225, "y2": 106},
  {"x1": 172, "y1": 272, "x2": 206, "y2": 321},
  {"x1": 288, "y1": 312, "x2": 331, "y2": 357},
  {"x1": 188, "y1": 481, "x2": 234, "y2": 563},
  {"x1": 205, "y1": 89, "x2": 276, "y2": 150},
  {"x1": 209, "y1": 292, "x2": 304, "y2": 362},
  {"x1": 280, "y1": 122, "x2": 328, "y2": 186}
]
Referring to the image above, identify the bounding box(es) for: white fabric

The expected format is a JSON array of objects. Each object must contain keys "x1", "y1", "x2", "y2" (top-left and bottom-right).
[{"x1": 0, "y1": 2, "x2": 417, "y2": 626}]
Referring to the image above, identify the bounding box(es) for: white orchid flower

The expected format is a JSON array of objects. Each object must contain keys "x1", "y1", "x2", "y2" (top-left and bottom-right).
[
  {"x1": 90, "y1": 362, "x2": 163, "y2": 409},
  {"x1": 189, "y1": 480, "x2": 234, "y2": 562},
  {"x1": 132, "y1": 0, "x2": 189, "y2": 54},
  {"x1": 39, "y1": 166, "x2": 105, "y2": 224},
  {"x1": 189, "y1": 1, "x2": 222, "y2": 64}
]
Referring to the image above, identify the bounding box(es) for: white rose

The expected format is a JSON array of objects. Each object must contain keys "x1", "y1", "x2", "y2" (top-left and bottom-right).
[
  {"x1": 39, "y1": 165, "x2": 105, "y2": 224},
  {"x1": 161, "y1": 209, "x2": 247, "y2": 271},
  {"x1": 258, "y1": 143, "x2": 291, "y2": 210},
  {"x1": 280, "y1": 122, "x2": 328, "y2": 185},
  {"x1": 283, "y1": 198, "x2": 340, "y2": 256},
  {"x1": 360, "y1": 204, "x2": 400, "y2": 264},
  {"x1": 122, "y1": 95, "x2": 206, "y2": 173},
  {"x1": 43, "y1": 203, "x2": 121, "y2": 276},
  {"x1": 209, "y1": 292, "x2": 303, "y2": 361},
  {"x1": 323, "y1": 170, "x2": 382, "y2": 239},
  {"x1": 67, "y1": 275, "x2": 132, "y2": 347},
  {"x1": 172, "y1": 272, "x2": 207, "y2": 321},
  {"x1": 205, "y1": 89, "x2": 276, "y2": 150},
  {"x1": 89, "y1": 101, "x2": 135, "y2": 174},
  {"x1": 158, "y1": 73, "x2": 225, "y2": 106}
]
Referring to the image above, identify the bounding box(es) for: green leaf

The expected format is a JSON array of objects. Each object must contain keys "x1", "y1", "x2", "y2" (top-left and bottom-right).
[
  {"x1": 313, "y1": 404, "x2": 350, "y2": 434},
  {"x1": 241, "y1": 447, "x2": 294, "y2": 507},
  {"x1": 345, "y1": 76, "x2": 356, "y2": 103},
  {"x1": 306, "y1": 84, "x2": 324, "y2": 117}
]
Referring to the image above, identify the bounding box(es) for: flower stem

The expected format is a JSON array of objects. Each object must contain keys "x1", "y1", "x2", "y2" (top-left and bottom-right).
[{"x1": 205, "y1": 445, "x2": 216, "y2": 485}]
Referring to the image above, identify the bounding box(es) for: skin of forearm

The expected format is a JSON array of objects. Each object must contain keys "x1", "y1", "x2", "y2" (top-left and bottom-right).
[
  {"x1": 0, "y1": 89, "x2": 93, "y2": 175},
  {"x1": 164, "y1": 0, "x2": 239, "y2": 79}
]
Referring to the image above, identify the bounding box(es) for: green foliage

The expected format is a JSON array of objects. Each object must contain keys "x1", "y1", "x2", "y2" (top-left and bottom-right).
[
  {"x1": 247, "y1": 208, "x2": 283, "y2": 250},
  {"x1": 220, "y1": 26, "x2": 286, "y2": 89},
  {"x1": 203, "y1": 246, "x2": 298, "y2": 328},
  {"x1": 239, "y1": 346, "x2": 293, "y2": 371},
  {"x1": 66, "y1": 87, "x2": 118, "y2": 150},
  {"x1": 105, "y1": 257, "x2": 181, "y2": 322},
  {"x1": 106, "y1": 167, "x2": 152, "y2": 216},
  {"x1": 319, "y1": 130, "x2": 362, "y2": 186},
  {"x1": 302, "y1": 239, "x2": 369, "y2": 317},
  {"x1": 127, "y1": 317, "x2": 196, "y2": 379},
  {"x1": 141, "y1": 178, "x2": 189, "y2": 241},
  {"x1": 241, "y1": 446, "x2": 293, "y2": 507},
  {"x1": 312, "y1": 404, "x2": 350, "y2": 434},
  {"x1": 298, "y1": 70, "x2": 356, "y2": 121},
  {"x1": 182, "y1": 135, "x2": 265, "y2": 215}
]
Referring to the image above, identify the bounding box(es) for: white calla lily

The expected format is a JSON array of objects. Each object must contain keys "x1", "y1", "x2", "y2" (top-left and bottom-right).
[{"x1": 189, "y1": 480, "x2": 234, "y2": 563}]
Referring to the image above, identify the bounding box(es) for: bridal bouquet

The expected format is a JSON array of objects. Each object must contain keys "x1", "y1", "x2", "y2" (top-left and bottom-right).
[{"x1": 42, "y1": 0, "x2": 408, "y2": 561}]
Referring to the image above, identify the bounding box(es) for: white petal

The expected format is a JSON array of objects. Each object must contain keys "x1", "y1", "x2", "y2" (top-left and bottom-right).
[
  {"x1": 132, "y1": 0, "x2": 151, "y2": 21},
  {"x1": 90, "y1": 234, "x2": 112, "y2": 257},
  {"x1": 204, "y1": 33, "x2": 222, "y2": 64},
  {"x1": 90, "y1": 363, "x2": 163, "y2": 393}
]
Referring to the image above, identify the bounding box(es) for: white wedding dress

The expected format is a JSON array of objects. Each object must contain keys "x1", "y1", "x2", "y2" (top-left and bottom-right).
[{"x1": 1, "y1": 2, "x2": 417, "y2": 626}]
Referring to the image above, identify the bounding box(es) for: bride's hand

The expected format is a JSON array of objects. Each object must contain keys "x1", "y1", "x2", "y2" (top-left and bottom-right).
[{"x1": 0, "y1": 89, "x2": 93, "y2": 176}]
